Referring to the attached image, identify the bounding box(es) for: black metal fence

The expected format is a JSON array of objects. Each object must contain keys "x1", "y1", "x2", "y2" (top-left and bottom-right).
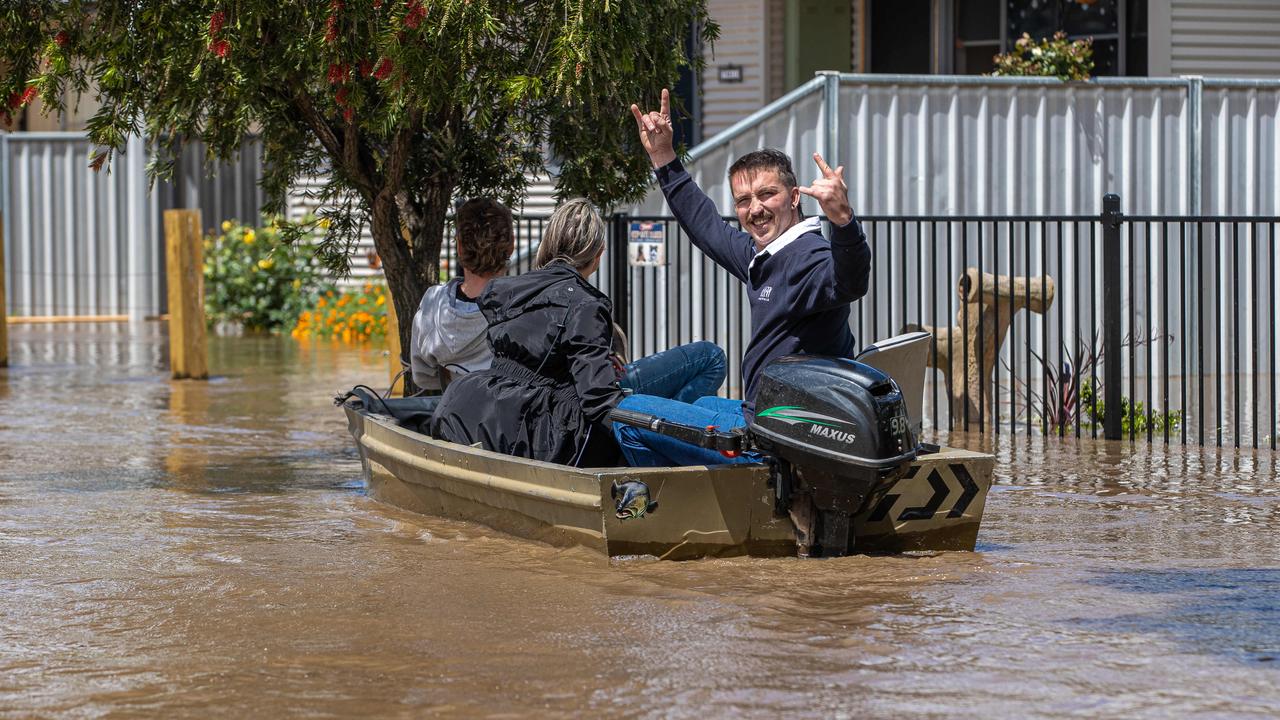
[{"x1": 436, "y1": 199, "x2": 1280, "y2": 450}]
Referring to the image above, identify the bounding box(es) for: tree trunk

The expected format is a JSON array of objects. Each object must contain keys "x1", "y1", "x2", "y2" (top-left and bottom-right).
[{"x1": 367, "y1": 179, "x2": 454, "y2": 397}]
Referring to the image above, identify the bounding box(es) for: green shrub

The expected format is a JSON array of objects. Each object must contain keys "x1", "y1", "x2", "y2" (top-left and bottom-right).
[
  {"x1": 1079, "y1": 379, "x2": 1182, "y2": 436},
  {"x1": 992, "y1": 31, "x2": 1094, "y2": 81},
  {"x1": 203, "y1": 217, "x2": 333, "y2": 331}
]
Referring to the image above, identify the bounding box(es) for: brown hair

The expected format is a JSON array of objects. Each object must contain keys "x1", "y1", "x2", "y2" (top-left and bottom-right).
[
  {"x1": 534, "y1": 198, "x2": 605, "y2": 272},
  {"x1": 727, "y1": 148, "x2": 798, "y2": 189},
  {"x1": 455, "y1": 198, "x2": 515, "y2": 276}
]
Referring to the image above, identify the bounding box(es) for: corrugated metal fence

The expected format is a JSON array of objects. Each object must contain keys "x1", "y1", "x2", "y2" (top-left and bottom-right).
[{"x1": 1, "y1": 132, "x2": 263, "y2": 318}]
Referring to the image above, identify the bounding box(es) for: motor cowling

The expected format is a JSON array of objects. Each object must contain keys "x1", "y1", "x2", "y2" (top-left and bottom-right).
[{"x1": 748, "y1": 356, "x2": 920, "y2": 557}]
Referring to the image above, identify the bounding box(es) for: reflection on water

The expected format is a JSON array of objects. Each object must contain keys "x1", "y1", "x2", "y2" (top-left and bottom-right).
[{"x1": 2, "y1": 322, "x2": 1279, "y2": 718}]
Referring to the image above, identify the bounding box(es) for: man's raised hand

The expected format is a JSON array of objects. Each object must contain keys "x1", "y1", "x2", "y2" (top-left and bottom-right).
[
  {"x1": 797, "y1": 152, "x2": 852, "y2": 227},
  {"x1": 630, "y1": 88, "x2": 677, "y2": 169}
]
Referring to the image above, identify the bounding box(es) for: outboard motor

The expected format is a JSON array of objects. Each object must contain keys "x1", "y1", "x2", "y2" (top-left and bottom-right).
[
  {"x1": 749, "y1": 356, "x2": 919, "y2": 557},
  {"x1": 608, "y1": 355, "x2": 922, "y2": 558}
]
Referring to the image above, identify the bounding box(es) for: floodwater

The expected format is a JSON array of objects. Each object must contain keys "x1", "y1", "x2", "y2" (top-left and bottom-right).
[{"x1": 2, "y1": 323, "x2": 1279, "y2": 719}]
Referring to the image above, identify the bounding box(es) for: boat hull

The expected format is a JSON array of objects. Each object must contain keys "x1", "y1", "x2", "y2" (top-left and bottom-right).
[{"x1": 345, "y1": 406, "x2": 993, "y2": 560}]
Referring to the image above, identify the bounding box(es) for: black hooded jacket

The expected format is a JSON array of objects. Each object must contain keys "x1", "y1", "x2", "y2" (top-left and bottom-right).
[{"x1": 429, "y1": 262, "x2": 624, "y2": 466}]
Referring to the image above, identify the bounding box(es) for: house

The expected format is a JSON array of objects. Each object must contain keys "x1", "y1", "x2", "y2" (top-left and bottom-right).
[{"x1": 692, "y1": 0, "x2": 1280, "y2": 138}]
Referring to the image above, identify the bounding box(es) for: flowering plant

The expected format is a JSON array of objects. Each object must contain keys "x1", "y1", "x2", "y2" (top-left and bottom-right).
[
  {"x1": 292, "y1": 284, "x2": 388, "y2": 343},
  {"x1": 992, "y1": 32, "x2": 1094, "y2": 81},
  {"x1": 203, "y1": 217, "x2": 333, "y2": 331}
]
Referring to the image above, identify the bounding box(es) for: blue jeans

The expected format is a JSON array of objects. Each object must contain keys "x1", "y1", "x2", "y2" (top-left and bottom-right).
[
  {"x1": 613, "y1": 394, "x2": 759, "y2": 467},
  {"x1": 619, "y1": 341, "x2": 727, "y2": 404}
]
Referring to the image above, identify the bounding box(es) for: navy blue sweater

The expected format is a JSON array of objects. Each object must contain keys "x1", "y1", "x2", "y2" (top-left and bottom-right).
[{"x1": 656, "y1": 158, "x2": 872, "y2": 410}]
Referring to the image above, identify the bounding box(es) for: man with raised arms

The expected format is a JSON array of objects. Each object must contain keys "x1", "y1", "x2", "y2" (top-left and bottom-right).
[{"x1": 613, "y1": 89, "x2": 872, "y2": 467}]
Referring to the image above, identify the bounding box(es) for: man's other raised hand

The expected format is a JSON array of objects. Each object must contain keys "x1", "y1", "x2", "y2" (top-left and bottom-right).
[
  {"x1": 630, "y1": 88, "x2": 678, "y2": 169},
  {"x1": 797, "y1": 153, "x2": 852, "y2": 227}
]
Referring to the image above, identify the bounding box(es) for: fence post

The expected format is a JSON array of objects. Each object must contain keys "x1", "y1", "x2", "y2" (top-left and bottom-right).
[
  {"x1": 163, "y1": 209, "x2": 208, "y2": 380},
  {"x1": 0, "y1": 211, "x2": 7, "y2": 368},
  {"x1": 384, "y1": 289, "x2": 405, "y2": 397},
  {"x1": 1102, "y1": 194, "x2": 1123, "y2": 440},
  {"x1": 609, "y1": 214, "x2": 630, "y2": 339}
]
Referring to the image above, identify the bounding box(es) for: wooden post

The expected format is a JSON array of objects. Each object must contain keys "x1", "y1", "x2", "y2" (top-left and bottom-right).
[
  {"x1": 0, "y1": 212, "x2": 8, "y2": 368},
  {"x1": 385, "y1": 287, "x2": 405, "y2": 397},
  {"x1": 164, "y1": 209, "x2": 208, "y2": 380}
]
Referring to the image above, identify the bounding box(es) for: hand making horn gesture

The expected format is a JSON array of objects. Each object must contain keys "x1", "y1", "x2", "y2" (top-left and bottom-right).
[
  {"x1": 797, "y1": 153, "x2": 853, "y2": 227},
  {"x1": 630, "y1": 88, "x2": 678, "y2": 169}
]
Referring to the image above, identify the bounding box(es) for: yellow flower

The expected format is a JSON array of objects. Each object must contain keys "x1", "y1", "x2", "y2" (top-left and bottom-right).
[
  {"x1": 243, "y1": 230, "x2": 256, "y2": 244},
  {"x1": 376, "y1": 295, "x2": 385, "y2": 306},
  {"x1": 257, "y1": 258, "x2": 274, "y2": 270},
  {"x1": 318, "y1": 218, "x2": 331, "y2": 229},
  {"x1": 221, "y1": 220, "x2": 233, "y2": 233},
  {"x1": 292, "y1": 278, "x2": 302, "y2": 290}
]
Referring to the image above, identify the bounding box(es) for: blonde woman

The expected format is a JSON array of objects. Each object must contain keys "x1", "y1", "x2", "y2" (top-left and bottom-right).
[{"x1": 430, "y1": 199, "x2": 624, "y2": 466}]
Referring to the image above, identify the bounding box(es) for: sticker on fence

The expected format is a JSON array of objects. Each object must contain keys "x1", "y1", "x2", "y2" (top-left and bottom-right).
[{"x1": 628, "y1": 221, "x2": 665, "y2": 267}]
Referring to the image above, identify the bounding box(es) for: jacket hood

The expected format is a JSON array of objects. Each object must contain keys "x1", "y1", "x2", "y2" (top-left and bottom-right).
[{"x1": 481, "y1": 262, "x2": 610, "y2": 324}]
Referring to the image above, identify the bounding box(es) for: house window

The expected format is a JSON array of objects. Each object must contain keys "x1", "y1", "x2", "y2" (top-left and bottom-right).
[
  {"x1": 868, "y1": 0, "x2": 934, "y2": 73},
  {"x1": 942, "y1": 0, "x2": 1152, "y2": 75},
  {"x1": 955, "y1": 0, "x2": 1003, "y2": 74},
  {"x1": 1005, "y1": 0, "x2": 1146, "y2": 76}
]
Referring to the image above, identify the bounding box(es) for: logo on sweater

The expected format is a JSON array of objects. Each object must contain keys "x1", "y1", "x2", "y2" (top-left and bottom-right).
[{"x1": 757, "y1": 286, "x2": 773, "y2": 301}]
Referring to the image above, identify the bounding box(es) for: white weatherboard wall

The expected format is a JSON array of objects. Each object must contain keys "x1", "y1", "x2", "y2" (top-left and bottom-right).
[
  {"x1": 286, "y1": 174, "x2": 558, "y2": 288},
  {"x1": 1150, "y1": 0, "x2": 1280, "y2": 77},
  {"x1": 701, "y1": 0, "x2": 768, "y2": 138}
]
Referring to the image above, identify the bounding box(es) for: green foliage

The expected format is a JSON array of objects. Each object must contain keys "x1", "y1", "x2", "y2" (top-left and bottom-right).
[
  {"x1": 1079, "y1": 379, "x2": 1182, "y2": 436},
  {"x1": 203, "y1": 218, "x2": 332, "y2": 331},
  {"x1": 992, "y1": 31, "x2": 1094, "y2": 81},
  {"x1": 1, "y1": 1, "x2": 717, "y2": 274}
]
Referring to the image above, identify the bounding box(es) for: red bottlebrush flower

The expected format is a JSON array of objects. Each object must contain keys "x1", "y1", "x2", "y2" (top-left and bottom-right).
[
  {"x1": 329, "y1": 0, "x2": 344, "y2": 10},
  {"x1": 209, "y1": 10, "x2": 226, "y2": 36},
  {"x1": 89, "y1": 152, "x2": 108, "y2": 172},
  {"x1": 20, "y1": 86, "x2": 38, "y2": 106},
  {"x1": 54, "y1": 31, "x2": 69, "y2": 47},
  {"x1": 359, "y1": 59, "x2": 373, "y2": 77},
  {"x1": 6, "y1": 92, "x2": 21, "y2": 110},
  {"x1": 373, "y1": 0, "x2": 383, "y2": 8},
  {"x1": 404, "y1": 0, "x2": 426, "y2": 28},
  {"x1": 372, "y1": 58, "x2": 393, "y2": 80},
  {"x1": 324, "y1": 15, "x2": 338, "y2": 43},
  {"x1": 327, "y1": 63, "x2": 349, "y2": 84},
  {"x1": 209, "y1": 39, "x2": 230, "y2": 58},
  {"x1": 343, "y1": 107, "x2": 354, "y2": 124},
  {"x1": 335, "y1": 85, "x2": 350, "y2": 107}
]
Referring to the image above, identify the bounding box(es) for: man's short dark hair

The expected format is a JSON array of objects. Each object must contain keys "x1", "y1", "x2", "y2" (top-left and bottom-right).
[
  {"x1": 727, "y1": 149, "x2": 797, "y2": 189},
  {"x1": 455, "y1": 198, "x2": 515, "y2": 276}
]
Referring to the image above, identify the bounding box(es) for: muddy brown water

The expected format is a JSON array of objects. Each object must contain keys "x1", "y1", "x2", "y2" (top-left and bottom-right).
[{"x1": 2, "y1": 323, "x2": 1279, "y2": 718}]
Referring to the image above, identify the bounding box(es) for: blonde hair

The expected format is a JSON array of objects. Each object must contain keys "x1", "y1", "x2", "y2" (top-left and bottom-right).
[{"x1": 534, "y1": 198, "x2": 605, "y2": 272}]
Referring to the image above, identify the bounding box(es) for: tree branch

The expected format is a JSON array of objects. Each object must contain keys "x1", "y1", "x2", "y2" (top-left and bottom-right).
[
  {"x1": 384, "y1": 107, "x2": 421, "y2": 195},
  {"x1": 290, "y1": 89, "x2": 377, "y2": 198}
]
